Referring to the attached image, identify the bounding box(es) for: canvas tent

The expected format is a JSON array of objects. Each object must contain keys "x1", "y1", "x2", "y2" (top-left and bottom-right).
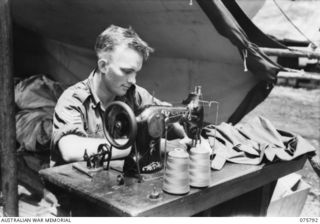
[{"x1": 1, "y1": 0, "x2": 289, "y2": 215}]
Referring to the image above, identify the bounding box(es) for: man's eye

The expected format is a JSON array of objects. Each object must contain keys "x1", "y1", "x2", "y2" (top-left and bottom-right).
[{"x1": 121, "y1": 69, "x2": 134, "y2": 75}]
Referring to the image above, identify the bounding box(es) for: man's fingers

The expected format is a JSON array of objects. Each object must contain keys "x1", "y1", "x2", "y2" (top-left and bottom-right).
[{"x1": 179, "y1": 136, "x2": 192, "y2": 146}]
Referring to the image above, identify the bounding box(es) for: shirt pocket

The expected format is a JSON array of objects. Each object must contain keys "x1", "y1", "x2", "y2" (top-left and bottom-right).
[{"x1": 87, "y1": 123, "x2": 104, "y2": 138}]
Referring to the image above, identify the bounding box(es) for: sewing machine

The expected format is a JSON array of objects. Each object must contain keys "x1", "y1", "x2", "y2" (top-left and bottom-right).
[
  {"x1": 82, "y1": 86, "x2": 208, "y2": 180},
  {"x1": 106, "y1": 86, "x2": 205, "y2": 177}
]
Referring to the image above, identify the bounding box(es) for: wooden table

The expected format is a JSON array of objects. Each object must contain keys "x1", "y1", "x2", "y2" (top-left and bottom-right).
[{"x1": 39, "y1": 155, "x2": 307, "y2": 217}]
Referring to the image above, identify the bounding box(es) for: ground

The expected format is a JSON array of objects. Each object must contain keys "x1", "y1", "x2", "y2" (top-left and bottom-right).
[{"x1": 241, "y1": 86, "x2": 320, "y2": 217}]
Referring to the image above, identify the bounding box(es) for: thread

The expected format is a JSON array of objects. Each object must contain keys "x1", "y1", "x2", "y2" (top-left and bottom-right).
[
  {"x1": 189, "y1": 145, "x2": 210, "y2": 188},
  {"x1": 162, "y1": 148, "x2": 190, "y2": 195}
]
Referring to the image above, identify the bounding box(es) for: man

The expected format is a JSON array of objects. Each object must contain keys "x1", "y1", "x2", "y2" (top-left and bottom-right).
[{"x1": 51, "y1": 25, "x2": 187, "y2": 166}]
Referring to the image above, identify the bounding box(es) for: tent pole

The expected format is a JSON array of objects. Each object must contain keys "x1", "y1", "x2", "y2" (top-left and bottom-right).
[
  {"x1": 0, "y1": 0, "x2": 18, "y2": 217},
  {"x1": 260, "y1": 47, "x2": 320, "y2": 60}
]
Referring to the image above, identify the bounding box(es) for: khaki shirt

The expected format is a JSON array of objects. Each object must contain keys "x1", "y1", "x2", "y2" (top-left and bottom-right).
[{"x1": 51, "y1": 70, "x2": 165, "y2": 165}]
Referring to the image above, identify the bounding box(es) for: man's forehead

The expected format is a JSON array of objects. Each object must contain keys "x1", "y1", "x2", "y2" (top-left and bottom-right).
[
  {"x1": 110, "y1": 45, "x2": 143, "y2": 68},
  {"x1": 112, "y1": 44, "x2": 140, "y2": 56}
]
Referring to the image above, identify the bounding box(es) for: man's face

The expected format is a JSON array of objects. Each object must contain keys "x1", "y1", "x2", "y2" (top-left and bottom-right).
[{"x1": 100, "y1": 45, "x2": 143, "y2": 97}]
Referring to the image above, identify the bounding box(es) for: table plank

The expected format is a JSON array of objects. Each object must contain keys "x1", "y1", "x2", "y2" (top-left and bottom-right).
[{"x1": 39, "y1": 156, "x2": 307, "y2": 216}]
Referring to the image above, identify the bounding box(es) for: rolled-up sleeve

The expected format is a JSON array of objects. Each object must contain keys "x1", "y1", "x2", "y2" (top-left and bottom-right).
[{"x1": 51, "y1": 89, "x2": 87, "y2": 158}]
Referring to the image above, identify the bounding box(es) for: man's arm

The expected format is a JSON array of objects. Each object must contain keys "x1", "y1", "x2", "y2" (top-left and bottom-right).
[
  {"x1": 58, "y1": 134, "x2": 131, "y2": 163},
  {"x1": 52, "y1": 86, "x2": 131, "y2": 164}
]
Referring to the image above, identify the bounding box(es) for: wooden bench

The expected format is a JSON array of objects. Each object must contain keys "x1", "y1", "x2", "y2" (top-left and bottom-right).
[{"x1": 39, "y1": 155, "x2": 307, "y2": 217}]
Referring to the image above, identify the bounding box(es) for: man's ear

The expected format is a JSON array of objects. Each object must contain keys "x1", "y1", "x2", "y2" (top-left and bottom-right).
[{"x1": 98, "y1": 59, "x2": 109, "y2": 73}]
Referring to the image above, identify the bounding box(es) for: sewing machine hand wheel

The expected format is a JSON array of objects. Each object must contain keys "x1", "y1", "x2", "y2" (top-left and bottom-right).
[{"x1": 104, "y1": 101, "x2": 137, "y2": 149}]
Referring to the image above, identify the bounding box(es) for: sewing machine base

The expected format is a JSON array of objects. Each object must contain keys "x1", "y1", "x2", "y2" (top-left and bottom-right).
[{"x1": 72, "y1": 160, "x2": 164, "y2": 184}]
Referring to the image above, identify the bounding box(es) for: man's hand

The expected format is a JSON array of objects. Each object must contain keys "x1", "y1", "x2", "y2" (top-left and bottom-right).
[
  {"x1": 181, "y1": 136, "x2": 212, "y2": 155},
  {"x1": 179, "y1": 136, "x2": 193, "y2": 147},
  {"x1": 195, "y1": 137, "x2": 213, "y2": 155}
]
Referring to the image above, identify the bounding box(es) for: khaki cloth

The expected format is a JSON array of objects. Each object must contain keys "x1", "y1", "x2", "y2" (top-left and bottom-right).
[{"x1": 204, "y1": 116, "x2": 315, "y2": 170}]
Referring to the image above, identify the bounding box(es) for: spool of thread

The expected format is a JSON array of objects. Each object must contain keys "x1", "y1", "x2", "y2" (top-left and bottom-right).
[
  {"x1": 189, "y1": 145, "x2": 210, "y2": 188},
  {"x1": 162, "y1": 148, "x2": 190, "y2": 195}
]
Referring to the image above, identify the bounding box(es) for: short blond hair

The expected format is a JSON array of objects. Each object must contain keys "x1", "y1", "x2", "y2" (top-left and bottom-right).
[{"x1": 95, "y1": 25, "x2": 154, "y2": 60}]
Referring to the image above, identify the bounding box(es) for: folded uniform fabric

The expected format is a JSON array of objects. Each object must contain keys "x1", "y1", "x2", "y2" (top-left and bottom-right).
[
  {"x1": 203, "y1": 116, "x2": 315, "y2": 170},
  {"x1": 237, "y1": 116, "x2": 315, "y2": 162},
  {"x1": 16, "y1": 107, "x2": 54, "y2": 151},
  {"x1": 15, "y1": 75, "x2": 64, "y2": 152},
  {"x1": 203, "y1": 122, "x2": 264, "y2": 170},
  {"x1": 203, "y1": 124, "x2": 237, "y2": 169},
  {"x1": 15, "y1": 75, "x2": 64, "y2": 109},
  {"x1": 237, "y1": 116, "x2": 285, "y2": 148}
]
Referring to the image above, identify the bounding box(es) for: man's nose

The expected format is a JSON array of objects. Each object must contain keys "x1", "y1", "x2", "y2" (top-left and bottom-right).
[{"x1": 128, "y1": 73, "x2": 136, "y2": 84}]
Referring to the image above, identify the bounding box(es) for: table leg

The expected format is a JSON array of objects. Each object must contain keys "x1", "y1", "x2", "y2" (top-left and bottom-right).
[{"x1": 200, "y1": 180, "x2": 277, "y2": 217}]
